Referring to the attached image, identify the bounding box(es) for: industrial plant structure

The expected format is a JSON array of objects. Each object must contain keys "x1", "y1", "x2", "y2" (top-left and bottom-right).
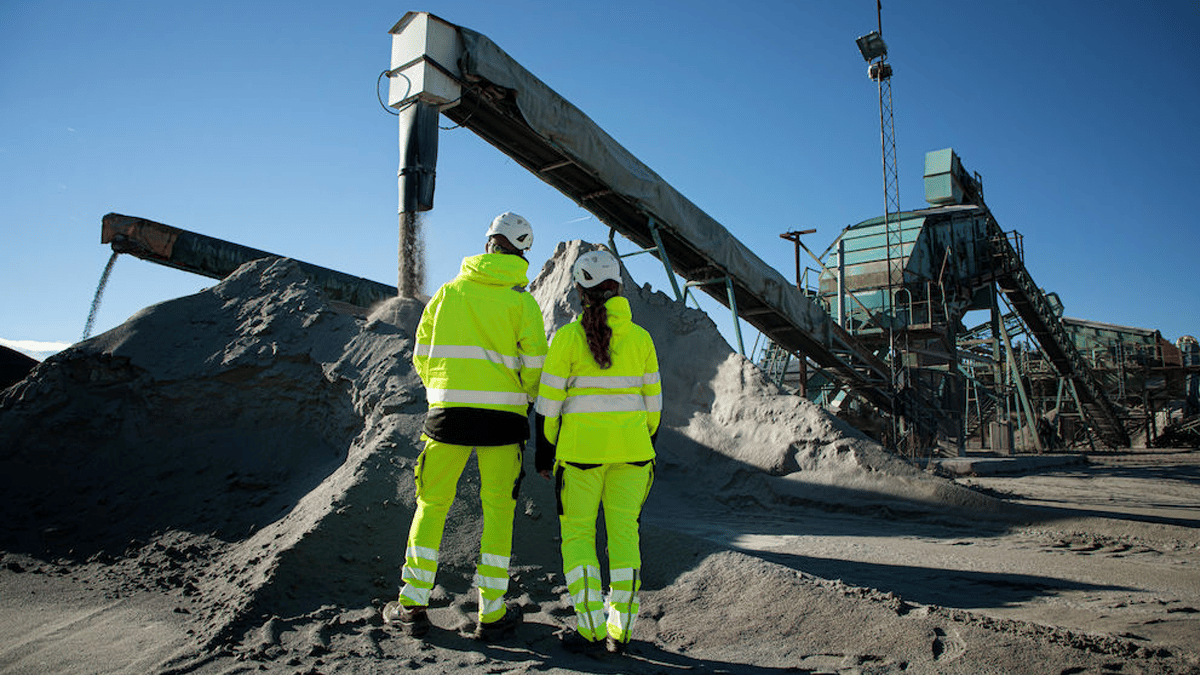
[{"x1": 773, "y1": 148, "x2": 1198, "y2": 455}]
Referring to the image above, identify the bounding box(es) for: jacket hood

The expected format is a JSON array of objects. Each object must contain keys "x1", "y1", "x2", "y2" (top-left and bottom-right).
[
  {"x1": 603, "y1": 296, "x2": 633, "y2": 331},
  {"x1": 459, "y1": 253, "x2": 530, "y2": 288}
]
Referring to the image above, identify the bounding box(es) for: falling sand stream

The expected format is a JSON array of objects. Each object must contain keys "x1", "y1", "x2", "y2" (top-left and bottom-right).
[
  {"x1": 398, "y1": 211, "x2": 425, "y2": 299},
  {"x1": 82, "y1": 251, "x2": 119, "y2": 340}
]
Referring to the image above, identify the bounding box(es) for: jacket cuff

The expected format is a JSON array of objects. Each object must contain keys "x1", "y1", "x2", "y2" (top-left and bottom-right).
[{"x1": 534, "y1": 413, "x2": 556, "y2": 473}]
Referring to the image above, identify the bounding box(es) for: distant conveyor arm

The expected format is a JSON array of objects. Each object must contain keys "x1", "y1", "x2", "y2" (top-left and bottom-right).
[{"x1": 101, "y1": 213, "x2": 397, "y2": 309}]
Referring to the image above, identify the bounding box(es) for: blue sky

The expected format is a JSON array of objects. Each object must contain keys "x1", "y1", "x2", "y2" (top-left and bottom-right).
[{"x1": 3, "y1": 1, "x2": 1198, "y2": 361}]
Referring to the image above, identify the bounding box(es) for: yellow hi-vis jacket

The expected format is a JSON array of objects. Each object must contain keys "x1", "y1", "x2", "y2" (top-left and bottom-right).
[
  {"x1": 536, "y1": 296, "x2": 661, "y2": 464},
  {"x1": 413, "y1": 253, "x2": 548, "y2": 446}
]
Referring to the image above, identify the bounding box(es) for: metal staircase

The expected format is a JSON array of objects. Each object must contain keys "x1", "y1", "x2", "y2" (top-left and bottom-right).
[
  {"x1": 986, "y1": 219, "x2": 1130, "y2": 447},
  {"x1": 964, "y1": 393, "x2": 998, "y2": 441},
  {"x1": 757, "y1": 341, "x2": 794, "y2": 389}
]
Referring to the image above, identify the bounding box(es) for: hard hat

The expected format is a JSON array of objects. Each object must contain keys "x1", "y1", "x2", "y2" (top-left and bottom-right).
[
  {"x1": 572, "y1": 250, "x2": 622, "y2": 289},
  {"x1": 486, "y1": 212, "x2": 534, "y2": 251}
]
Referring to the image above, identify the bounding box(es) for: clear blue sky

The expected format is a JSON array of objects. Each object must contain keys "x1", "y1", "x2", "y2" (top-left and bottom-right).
[{"x1": 3, "y1": 1, "x2": 1198, "y2": 361}]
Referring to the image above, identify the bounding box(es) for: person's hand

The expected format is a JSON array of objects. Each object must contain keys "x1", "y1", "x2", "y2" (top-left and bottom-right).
[{"x1": 538, "y1": 469, "x2": 551, "y2": 480}]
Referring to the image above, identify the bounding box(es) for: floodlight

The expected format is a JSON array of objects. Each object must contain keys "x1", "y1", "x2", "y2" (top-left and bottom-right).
[{"x1": 855, "y1": 31, "x2": 888, "y2": 62}]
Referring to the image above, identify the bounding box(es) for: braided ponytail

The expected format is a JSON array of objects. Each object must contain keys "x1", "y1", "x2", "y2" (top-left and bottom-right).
[{"x1": 579, "y1": 280, "x2": 619, "y2": 369}]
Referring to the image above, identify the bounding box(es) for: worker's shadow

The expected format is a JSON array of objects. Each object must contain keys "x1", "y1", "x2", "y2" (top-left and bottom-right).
[{"x1": 430, "y1": 619, "x2": 808, "y2": 675}]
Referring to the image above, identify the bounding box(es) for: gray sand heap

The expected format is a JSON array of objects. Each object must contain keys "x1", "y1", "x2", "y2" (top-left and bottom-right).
[
  {"x1": 2, "y1": 258, "x2": 435, "y2": 651},
  {"x1": 533, "y1": 241, "x2": 1000, "y2": 515},
  {"x1": 0, "y1": 242, "x2": 1038, "y2": 672}
]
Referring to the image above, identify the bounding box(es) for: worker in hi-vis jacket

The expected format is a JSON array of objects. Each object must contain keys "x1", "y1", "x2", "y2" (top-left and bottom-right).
[
  {"x1": 384, "y1": 212, "x2": 547, "y2": 642},
  {"x1": 535, "y1": 249, "x2": 661, "y2": 656}
]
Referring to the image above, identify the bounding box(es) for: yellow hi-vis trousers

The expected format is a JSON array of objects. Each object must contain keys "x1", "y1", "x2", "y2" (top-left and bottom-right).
[
  {"x1": 557, "y1": 460, "x2": 654, "y2": 643},
  {"x1": 398, "y1": 439, "x2": 522, "y2": 622}
]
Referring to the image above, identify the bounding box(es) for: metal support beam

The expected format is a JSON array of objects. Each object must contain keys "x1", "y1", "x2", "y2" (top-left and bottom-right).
[
  {"x1": 838, "y1": 239, "x2": 846, "y2": 329},
  {"x1": 1065, "y1": 377, "x2": 1096, "y2": 451},
  {"x1": 999, "y1": 316, "x2": 1044, "y2": 453},
  {"x1": 607, "y1": 219, "x2": 684, "y2": 303},
  {"x1": 684, "y1": 277, "x2": 745, "y2": 356},
  {"x1": 648, "y1": 217, "x2": 684, "y2": 303},
  {"x1": 779, "y1": 229, "x2": 816, "y2": 290}
]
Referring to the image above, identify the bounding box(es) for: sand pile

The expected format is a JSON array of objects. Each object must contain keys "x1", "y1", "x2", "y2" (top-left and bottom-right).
[
  {"x1": 0, "y1": 346, "x2": 37, "y2": 390},
  {"x1": 0, "y1": 242, "x2": 944, "y2": 619},
  {"x1": 4, "y1": 243, "x2": 1189, "y2": 674},
  {"x1": 532, "y1": 241, "x2": 1001, "y2": 517},
  {"x1": 1, "y1": 258, "x2": 436, "y2": 652}
]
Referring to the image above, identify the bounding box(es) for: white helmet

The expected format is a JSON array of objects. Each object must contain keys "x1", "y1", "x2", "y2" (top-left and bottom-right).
[
  {"x1": 572, "y1": 250, "x2": 622, "y2": 289},
  {"x1": 486, "y1": 212, "x2": 534, "y2": 252}
]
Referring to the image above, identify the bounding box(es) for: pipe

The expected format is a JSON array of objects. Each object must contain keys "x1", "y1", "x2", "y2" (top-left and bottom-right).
[
  {"x1": 837, "y1": 239, "x2": 846, "y2": 329},
  {"x1": 397, "y1": 100, "x2": 439, "y2": 297},
  {"x1": 398, "y1": 101, "x2": 439, "y2": 214}
]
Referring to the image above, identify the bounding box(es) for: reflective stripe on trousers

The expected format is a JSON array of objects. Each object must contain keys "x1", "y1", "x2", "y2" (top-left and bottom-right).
[
  {"x1": 474, "y1": 551, "x2": 512, "y2": 621},
  {"x1": 607, "y1": 566, "x2": 641, "y2": 642},
  {"x1": 399, "y1": 544, "x2": 439, "y2": 606},
  {"x1": 565, "y1": 564, "x2": 605, "y2": 641},
  {"x1": 397, "y1": 439, "x2": 521, "y2": 622}
]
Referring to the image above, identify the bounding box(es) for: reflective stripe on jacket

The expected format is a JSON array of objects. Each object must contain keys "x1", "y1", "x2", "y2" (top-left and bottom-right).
[
  {"x1": 536, "y1": 296, "x2": 660, "y2": 464},
  {"x1": 413, "y1": 253, "x2": 548, "y2": 418}
]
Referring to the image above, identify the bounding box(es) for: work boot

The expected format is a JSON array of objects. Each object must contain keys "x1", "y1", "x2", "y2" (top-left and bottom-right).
[
  {"x1": 382, "y1": 600, "x2": 430, "y2": 638},
  {"x1": 472, "y1": 604, "x2": 522, "y2": 641},
  {"x1": 558, "y1": 629, "x2": 604, "y2": 655},
  {"x1": 605, "y1": 636, "x2": 629, "y2": 655}
]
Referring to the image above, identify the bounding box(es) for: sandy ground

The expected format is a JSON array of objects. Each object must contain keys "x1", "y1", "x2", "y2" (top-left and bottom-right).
[
  {"x1": 2, "y1": 244, "x2": 1198, "y2": 674},
  {"x1": 946, "y1": 451, "x2": 1200, "y2": 646},
  {"x1": 2, "y1": 451, "x2": 1197, "y2": 675},
  {"x1": 662, "y1": 448, "x2": 1200, "y2": 647}
]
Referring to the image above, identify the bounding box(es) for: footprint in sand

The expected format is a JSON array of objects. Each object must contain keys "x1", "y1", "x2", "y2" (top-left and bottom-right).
[
  {"x1": 793, "y1": 653, "x2": 890, "y2": 674},
  {"x1": 931, "y1": 626, "x2": 965, "y2": 662}
]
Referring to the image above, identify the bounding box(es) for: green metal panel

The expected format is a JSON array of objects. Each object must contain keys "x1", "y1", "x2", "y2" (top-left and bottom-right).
[
  {"x1": 924, "y1": 148, "x2": 966, "y2": 206},
  {"x1": 924, "y1": 148, "x2": 956, "y2": 176},
  {"x1": 836, "y1": 243, "x2": 918, "y2": 266},
  {"x1": 837, "y1": 228, "x2": 922, "y2": 252},
  {"x1": 849, "y1": 288, "x2": 889, "y2": 312},
  {"x1": 924, "y1": 173, "x2": 963, "y2": 205},
  {"x1": 844, "y1": 212, "x2": 927, "y2": 232},
  {"x1": 821, "y1": 213, "x2": 930, "y2": 291},
  {"x1": 1067, "y1": 323, "x2": 1157, "y2": 352},
  {"x1": 824, "y1": 206, "x2": 1006, "y2": 289}
]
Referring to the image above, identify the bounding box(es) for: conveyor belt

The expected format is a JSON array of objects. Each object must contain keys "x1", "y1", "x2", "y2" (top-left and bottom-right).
[{"x1": 391, "y1": 14, "x2": 893, "y2": 411}]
